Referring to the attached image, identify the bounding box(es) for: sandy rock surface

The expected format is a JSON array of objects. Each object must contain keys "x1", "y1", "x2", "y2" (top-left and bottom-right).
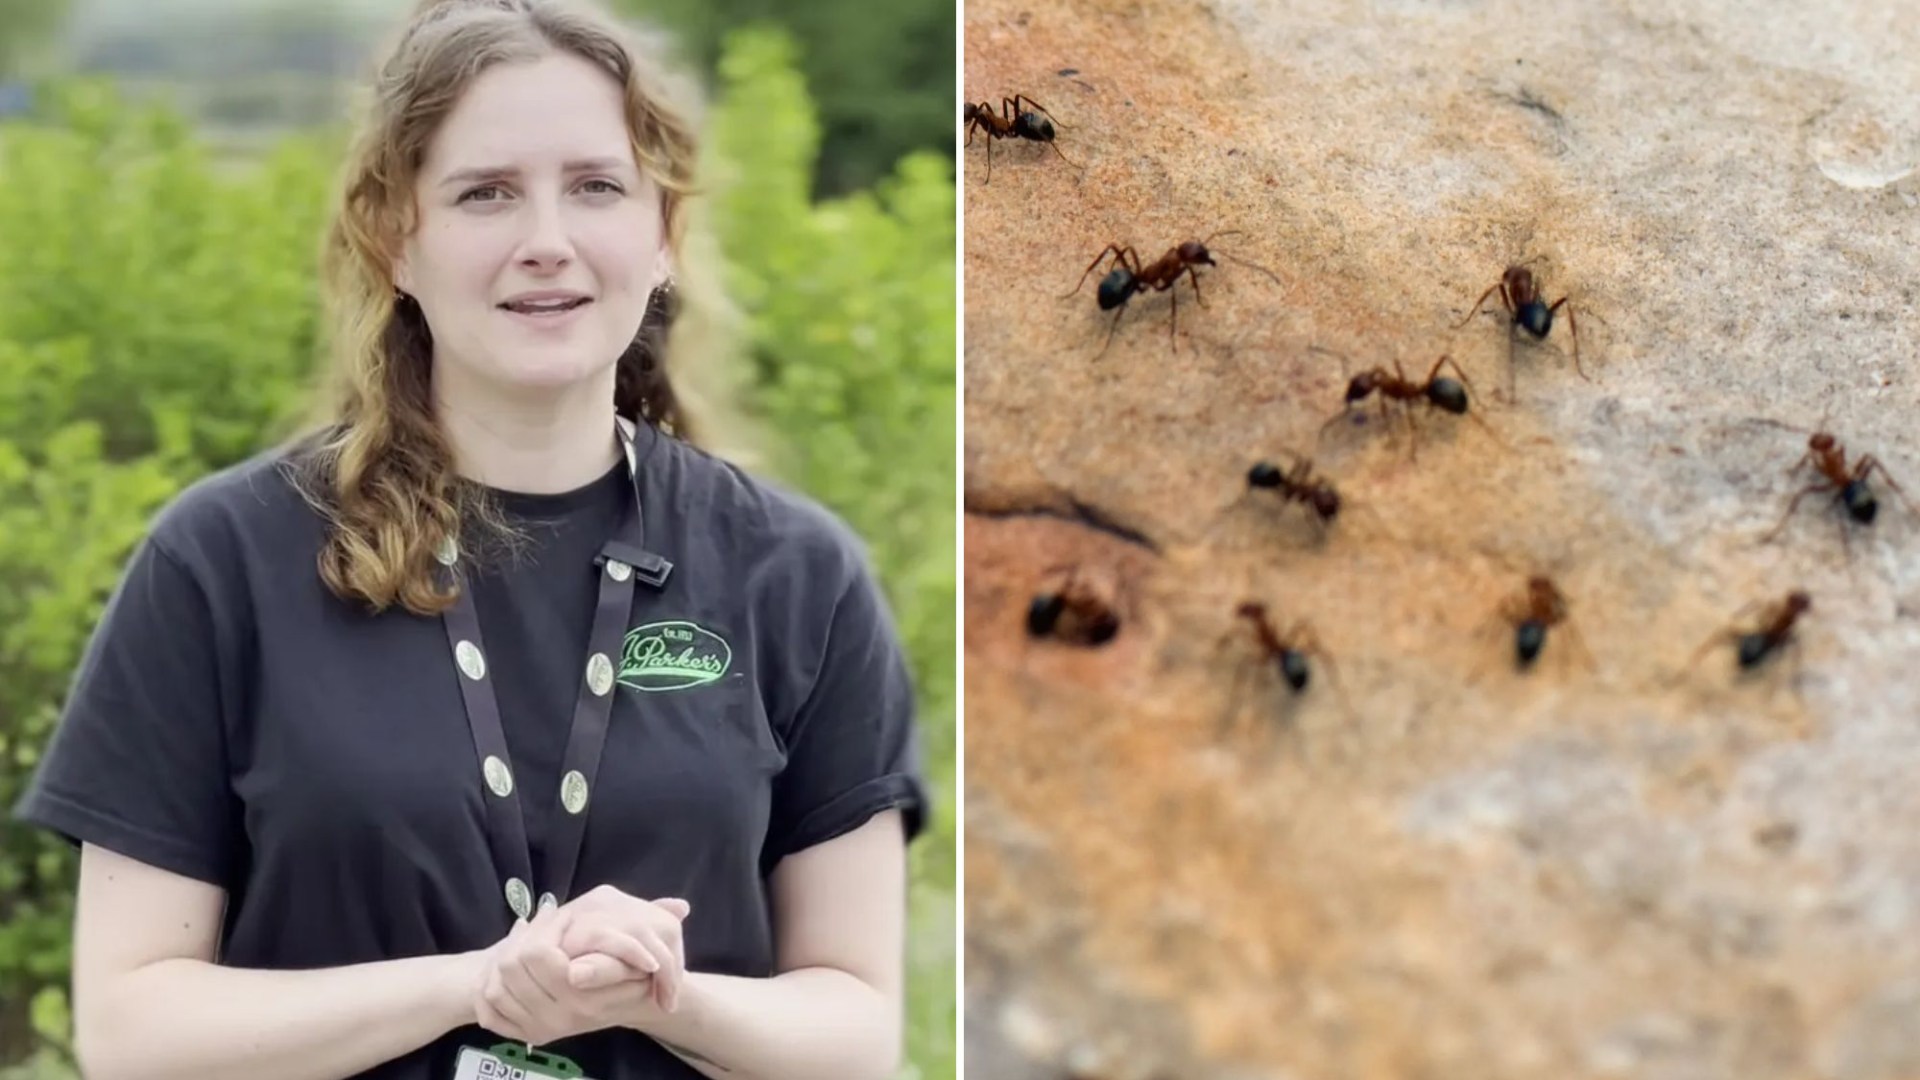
[{"x1": 963, "y1": 1, "x2": 1920, "y2": 1077}]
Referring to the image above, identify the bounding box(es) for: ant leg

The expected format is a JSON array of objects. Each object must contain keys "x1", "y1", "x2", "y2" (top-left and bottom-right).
[
  {"x1": 1783, "y1": 448, "x2": 1815, "y2": 479},
  {"x1": 1427, "y1": 352, "x2": 1478, "y2": 394},
  {"x1": 1561, "y1": 617, "x2": 1599, "y2": 672},
  {"x1": 1549, "y1": 297, "x2": 1591, "y2": 382},
  {"x1": 1317, "y1": 405, "x2": 1358, "y2": 443},
  {"x1": 1288, "y1": 622, "x2": 1343, "y2": 692},
  {"x1": 1097, "y1": 303, "x2": 1129, "y2": 360},
  {"x1": 1064, "y1": 244, "x2": 1132, "y2": 298},
  {"x1": 1167, "y1": 277, "x2": 1180, "y2": 353},
  {"x1": 1045, "y1": 140, "x2": 1082, "y2": 169},
  {"x1": 1007, "y1": 95, "x2": 1062, "y2": 126},
  {"x1": 1682, "y1": 628, "x2": 1741, "y2": 678},
  {"x1": 984, "y1": 133, "x2": 994, "y2": 185},
  {"x1": 1187, "y1": 264, "x2": 1206, "y2": 309},
  {"x1": 1451, "y1": 281, "x2": 1502, "y2": 329},
  {"x1": 1858, "y1": 455, "x2": 1920, "y2": 515},
  {"x1": 1760, "y1": 483, "x2": 1827, "y2": 543}
]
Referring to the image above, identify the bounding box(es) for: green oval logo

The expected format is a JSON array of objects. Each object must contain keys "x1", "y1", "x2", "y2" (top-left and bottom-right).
[{"x1": 618, "y1": 620, "x2": 732, "y2": 692}]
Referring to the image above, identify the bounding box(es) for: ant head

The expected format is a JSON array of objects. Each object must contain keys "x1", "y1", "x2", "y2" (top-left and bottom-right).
[
  {"x1": 964, "y1": 102, "x2": 981, "y2": 122},
  {"x1": 1234, "y1": 600, "x2": 1265, "y2": 621},
  {"x1": 1785, "y1": 590, "x2": 1812, "y2": 615},
  {"x1": 1344, "y1": 372, "x2": 1378, "y2": 403},
  {"x1": 1312, "y1": 486, "x2": 1341, "y2": 519},
  {"x1": 1809, "y1": 432, "x2": 1836, "y2": 452},
  {"x1": 1247, "y1": 461, "x2": 1283, "y2": 488},
  {"x1": 1526, "y1": 574, "x2": 1557, "y2": 598},
  {"x1": 1428, "y1": 377, "x2": 1471, "y2": 414},
  {"x1": 1178, "y1": 240, "x2": 1216, "y2": 266},
  {"x1": 1014, "y1": 111, "x2": 1055, "y2": 141}
]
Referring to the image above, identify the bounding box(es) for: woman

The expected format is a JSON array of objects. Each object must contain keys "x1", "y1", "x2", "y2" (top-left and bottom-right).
[{"x1": 12, "y1": 1, "x2": 926, "y2": 1077}]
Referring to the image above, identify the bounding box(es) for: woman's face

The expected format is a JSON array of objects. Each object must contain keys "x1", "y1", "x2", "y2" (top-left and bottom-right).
[{"x1": 395, "y1": 51, "x2": 668, "y2": 401}]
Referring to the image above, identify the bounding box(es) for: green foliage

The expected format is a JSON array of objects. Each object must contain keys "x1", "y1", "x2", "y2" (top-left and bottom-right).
[
  {"x1": 0, "y1": 0, "x2": 72, "y2": 79},
  {"x1": 707, "y1": 26, "x2": 956, "y2": 1079},
  {"x1": 0, "y1": 27, "x2": 955, "y2": 1077},
  {"x1": 614, "y1": 0, "x2": 954, "y2": 197}
]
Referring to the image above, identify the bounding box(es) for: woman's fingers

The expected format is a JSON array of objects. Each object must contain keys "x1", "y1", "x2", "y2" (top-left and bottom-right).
[
  {"x1": 573, "y1": 924, "x2": 660, "y2": 978},
  {"x1": 481, "y1": 960, "x2": 535, "y2": 1036},
  {"x1": 567, "y1": 952, "x2": 636, "y2": 990}
]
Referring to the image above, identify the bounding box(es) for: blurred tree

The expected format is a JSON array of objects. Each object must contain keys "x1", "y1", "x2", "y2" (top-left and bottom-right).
[
  {"x1": 0, "y1": 0, "x2": 73, "y2": 79},
  {"x1": 612, "y1": 0, "x2": 954, "y2": 198}
]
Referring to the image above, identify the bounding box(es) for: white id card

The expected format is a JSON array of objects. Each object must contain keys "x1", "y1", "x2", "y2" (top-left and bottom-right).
[{"x1": 452, "y1": 1042, "x2": 591, "y2": 1080}]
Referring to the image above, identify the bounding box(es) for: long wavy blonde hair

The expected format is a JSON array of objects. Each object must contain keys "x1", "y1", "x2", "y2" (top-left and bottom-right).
[{"x1": 294, "y1": 0, "x2": 746, "y2": 616}]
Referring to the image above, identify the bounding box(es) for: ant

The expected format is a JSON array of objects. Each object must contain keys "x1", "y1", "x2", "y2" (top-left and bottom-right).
[
  {"x1": 1762, "y1": 430, "x2": 1916, "y2": 549},
  {"x1": 1233, "y1": 602, "x2": 1336, "y2": 693},
  {"x1": 1496, "y1": 575, "x2": 1593, "y2": 671},
  {"x1": 1247, "y1": 454, "x2": 1341, "y2": 527},
  {"x1": 1686, "y1": 589, "x2": 1811, "y2": 675},
  {"x1": 1026, "y1": 565, "x2": 1121, "y2": 646},
  {"x1": 1453, "y1": 264, "x2": 1588, "y2": 395},
  {"x1": 1063, "y1": 231, "x2": 1281, "y2": 356},
  {"x1": 963, "y1": 95, "x2": 1078, "y2": 185},
  {"x1": 1316, "y1": 353, "x2": 1497, "y2": 458}
]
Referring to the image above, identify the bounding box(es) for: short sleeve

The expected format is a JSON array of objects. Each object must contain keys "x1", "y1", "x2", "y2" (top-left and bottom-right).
[
  {"x1": 765, "y1": 551, "x2": 928, "y2": 868},
  {"x1": 12, "y1": 534, "x2": 241, "y2": 888}
]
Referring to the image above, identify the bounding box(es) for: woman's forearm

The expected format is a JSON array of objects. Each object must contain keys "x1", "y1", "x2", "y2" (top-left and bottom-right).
[
  {"x1": 629, "y1": 967, "x2": 898, "y2": 1080},
  {"x1": 80, "y1": 950, "x2": 480, "y2": 1080}
]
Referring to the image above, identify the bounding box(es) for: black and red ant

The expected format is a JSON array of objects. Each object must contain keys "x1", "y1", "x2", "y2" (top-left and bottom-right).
[
  {"x1": 1063, "y1": 231, "x2": 1281, "y2": 356},
  {"x1": 964, "y1": 95, "x2": 1078, "y2": 184},
  {"x1": 1233, "y1": 602, "x2": 1336, "y2": 694},
  {"x1": 1026, "y1": 565, "x2": 1121, "y2": 646},
  {"x1": 1453, "y1": 264, "x2": 1588, "y2": 394},
  {"x1": 1496, "y1": 575, "x2": 1593, "y2": 671},
  {"x1": 1762, "y1": 430, "x2": 1916, "y2": 550},
  {"x1": 1246, "y1": 454, "x2": 1341, "y2": 527},
  {"x1": 1687, "y1": 589, "x2": 1811, "y2": 674},
  {"x1": 1316, "y1": 352, "x2": 1497, "y2": 458}
]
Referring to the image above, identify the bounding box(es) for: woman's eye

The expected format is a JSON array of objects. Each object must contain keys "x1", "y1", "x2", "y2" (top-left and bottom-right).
[
  {"x1": 580, "y1": 179, "x2": 624, "y2": 195},
  {"x1": 457, "y1": 185, "x2": 503, "y2": 204}
]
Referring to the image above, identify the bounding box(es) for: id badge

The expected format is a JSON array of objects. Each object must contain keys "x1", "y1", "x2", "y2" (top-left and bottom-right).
[{"x1": 451, "y1": 1042, "x2": 591, "y2": 1080}]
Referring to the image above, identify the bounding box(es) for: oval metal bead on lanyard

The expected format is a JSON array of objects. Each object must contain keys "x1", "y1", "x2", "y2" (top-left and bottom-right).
[{"x1": 436, "y1": 418, "x2": 673, "y2": 921}]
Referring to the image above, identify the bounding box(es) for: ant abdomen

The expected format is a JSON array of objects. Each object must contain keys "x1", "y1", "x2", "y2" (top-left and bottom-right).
[
  {"x1": 1427, "y1": 377, "x2": 1470, "y2": 415},
  {"x1": 1515, "y1": 619, "x2": 1547, "y2": 666},
  {"x1": 1280, "y1": 650, "x2": 1311, "y2": 690},
  {"x1": 1518, "y1": 300, "x2": 1554, "y2": 338},
  {"x1": 1842, "y1": 479, "x2": 1878, "y2": 524}
]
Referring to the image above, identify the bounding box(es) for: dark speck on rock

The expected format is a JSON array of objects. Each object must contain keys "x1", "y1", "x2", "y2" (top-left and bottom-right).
[{"x1": 1058, "y1": 68, "x2": 1078, "y2": 76}]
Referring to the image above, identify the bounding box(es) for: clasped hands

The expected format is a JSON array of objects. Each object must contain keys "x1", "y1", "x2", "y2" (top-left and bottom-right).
[{"x1": 470, "y1": 884, "x2": 691, "y2": 1045}]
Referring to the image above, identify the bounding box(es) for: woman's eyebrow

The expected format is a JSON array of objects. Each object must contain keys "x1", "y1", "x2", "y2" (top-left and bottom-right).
[{"x1": 438, "y1": 157, "x2": 635, "y2": 187}]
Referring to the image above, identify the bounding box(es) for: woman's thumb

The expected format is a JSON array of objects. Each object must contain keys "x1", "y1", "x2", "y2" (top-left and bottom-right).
[{"x1": 654, "y1": 897, "x2": 691, "y2": 920}]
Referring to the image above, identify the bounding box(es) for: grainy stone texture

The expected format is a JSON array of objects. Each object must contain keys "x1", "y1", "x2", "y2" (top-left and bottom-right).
[{"x1": 963, "y1": 1, "x2": 1920, "y2": 1077}]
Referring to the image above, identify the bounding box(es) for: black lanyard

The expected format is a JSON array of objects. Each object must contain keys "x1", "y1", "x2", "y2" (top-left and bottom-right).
[{"x1": 436, "y1": 419, "x2": 672, "y2": 921}]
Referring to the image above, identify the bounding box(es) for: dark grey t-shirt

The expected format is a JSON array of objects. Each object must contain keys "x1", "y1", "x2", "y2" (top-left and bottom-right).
[{"x1": 14, "y1": 420, "x2": 927, "y2": 1078}]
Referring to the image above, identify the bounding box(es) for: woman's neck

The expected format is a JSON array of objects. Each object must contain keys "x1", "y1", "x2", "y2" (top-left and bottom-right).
[{"x1": 431, "y1": 367, "x2": 622, "y2": 495}]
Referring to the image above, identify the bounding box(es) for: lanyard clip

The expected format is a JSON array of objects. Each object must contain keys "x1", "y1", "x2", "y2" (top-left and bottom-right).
[{"x1": 600, "y1": 541, "x2": 672, "y2": 589}]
